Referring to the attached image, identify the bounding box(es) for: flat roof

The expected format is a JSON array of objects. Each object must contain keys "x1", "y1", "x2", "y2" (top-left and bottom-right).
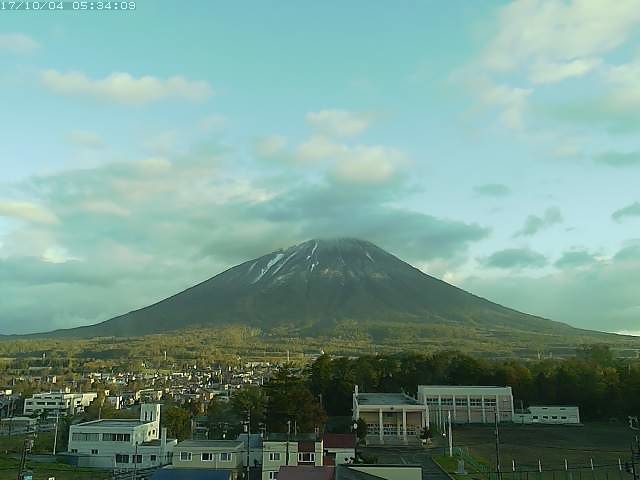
[
  {"x1": 356, "y1": 393, "x2": 421, "y2": 406},
  {"x1": 74, "y1": 419, "x2": 148, "y2": 428},
  {"x1": 177, "y1": 440, "x2": 243, "y2": 448}
]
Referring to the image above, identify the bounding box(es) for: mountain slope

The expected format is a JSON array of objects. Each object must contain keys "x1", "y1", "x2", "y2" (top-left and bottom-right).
[{"x1": 36, "y1": 238, "x2": 581, "y2": 338}]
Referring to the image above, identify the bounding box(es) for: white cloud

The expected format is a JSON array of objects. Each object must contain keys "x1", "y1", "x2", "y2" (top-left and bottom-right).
[
  {"x1": 295, "y1": 135, "x2": 342, "y2": 162},
  {"x1": 81, "y1": 201, "x2": 130, "y2": 217},
  {"x1": 306, "y1": 109, "x2": 373, "y2": 137},
  {"x1": 0, "y1": 200, "x2": 58, "y2": 225},
  {"x1": 40, "y1": 70, "x2": 212, "y2": 105},
  {"x1": 199, "y1": 114, "x2": 227, "y2": 132},
  {"x1": 529, "y1": 57, "x2": 601, "y2": 84},
  {"x1": 0, "y1": 33, "x2": 39, "y2": 54},
  {"x1": 483, "y1": 0, "x2": 640, "y2": 77},
  {"x1": 255, "y1": 135, "x2": 288, "y2": 158},
  {"x1": 606, "y1": 57, "x2": 640, "y2": 108},
  {"x1": 477, "y1": 80, "x2": 532, "y2": 130},
  {"x1": 67, "y1": 130, "x2": 105, "y2": 149},
  {"x1": 333, "y1": 145, "x2": 406, "y2": 184}
]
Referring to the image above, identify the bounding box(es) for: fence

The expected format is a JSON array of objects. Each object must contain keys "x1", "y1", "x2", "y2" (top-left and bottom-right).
[{"x1": 450, "y1": 447, "x2": 635, "y2": 480}]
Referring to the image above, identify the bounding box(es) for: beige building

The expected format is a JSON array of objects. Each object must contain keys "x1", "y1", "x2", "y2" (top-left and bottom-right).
[
  {"x1": 173, "y1": 439, "x2": 244, "y2": 478},
  {"x1": 352, "y1": 387, "x2": 429, "y2": 445},
  {"x1": 417, "y1": 385, "x2": 514, "y2": 424},
  {"x1": 262, "y1": 434, "x2": 323, "y2": 480}
]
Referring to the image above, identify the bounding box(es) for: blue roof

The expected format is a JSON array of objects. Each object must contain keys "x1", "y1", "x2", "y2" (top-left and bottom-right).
[{"x1": 151, "y1": 468, "x2": 232, "y2": 480}]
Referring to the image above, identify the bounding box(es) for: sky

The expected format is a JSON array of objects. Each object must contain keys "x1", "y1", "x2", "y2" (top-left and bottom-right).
[{"x1": 0, "y1": 0, "x2": 639, "y2": 335}]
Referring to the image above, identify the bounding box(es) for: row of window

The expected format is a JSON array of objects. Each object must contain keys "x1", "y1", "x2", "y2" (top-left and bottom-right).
[
  {"x1": 425, "y1": 397, "x2": 499, "y2": 407},
  {"x1": 72, "y1": 432, "x2": 132, "y2": 442},
  {"x1": 180, "y1": 452, "x2": 233, "y2": 462},
  {"x1": 265, "y1": 452, "x2": 316, "y2": 463},
  {"x1": 532, "y1": 415, "x2": 569, "y2": 420},
  {"x1": 68, "y1": 452, "x2": 159, "y2": 463},
  {"x1": 366, "y1": 424, "x2": 419, "y2": 436}
]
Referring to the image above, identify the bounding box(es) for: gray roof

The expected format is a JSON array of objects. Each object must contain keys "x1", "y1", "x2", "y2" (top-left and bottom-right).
[
  {"x1": 336, "y1": 464, "x2": 422, "y2": 480},
  {"x1": 237, "y1": 433, "x2": 263, "y2": 449},
  {"x1": 356, "y1": 393, "x2": 421, "y2": 406},
  {"x1": 74, "y1": 419, "x2": 147, "y2": 428}
]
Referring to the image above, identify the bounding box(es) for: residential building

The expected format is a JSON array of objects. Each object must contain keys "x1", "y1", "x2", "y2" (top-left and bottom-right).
[
  {"x1": 172, "y1": 440, "x2": 244, "y2": 478},
  {"x1": 0, "y1": 416, "x2": 37, "y2": 435},
  {"x1": 262, "y1": 433, "x2": 323, "y2": 480},
  {"x1": 322, "y1": 434, "x2": 356, "y2": 465},
  {"x1": 237, "y1": 432, "x2": 263, "y2": 469},
  {"x1": 513, "y1": 406, "x2": 580, "y2": 424},
  {"x1": 417, "y1": 385, "x2": 514, "y2": 424},
  {"x1": 23, "y1": 391, "x2": 98, "y2": 417},
  {"x1": 352, "y1": 386, "x2": 429, "y2": 445},
  {"x1": 66, "y1": 403, "x2": 177, "y2": 469}
]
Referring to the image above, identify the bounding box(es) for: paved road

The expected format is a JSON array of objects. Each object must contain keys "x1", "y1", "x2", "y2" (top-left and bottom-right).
[{"x1": 359, "y1": 446, "x2": 452, "y2": 480}]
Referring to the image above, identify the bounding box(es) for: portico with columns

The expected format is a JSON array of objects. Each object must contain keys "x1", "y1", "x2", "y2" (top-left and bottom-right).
[{"x1": 352, "y1": 386, "x2": 429, "y2": 445}]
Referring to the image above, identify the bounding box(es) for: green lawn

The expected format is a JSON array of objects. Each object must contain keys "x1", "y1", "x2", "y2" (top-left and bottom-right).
[
  {"x1": 449, "y1": 422, "x2": 636, "y2": 480},
  {"x1": 0, "y1": 431, "x2": 58, "y2": 455},
  {"x1": 0, "y1": 457, "x2": 111, "y2": 480}
]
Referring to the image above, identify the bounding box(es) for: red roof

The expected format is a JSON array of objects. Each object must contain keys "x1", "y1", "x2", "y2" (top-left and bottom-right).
[
  {"x1": 278, "y1": 466, "x2": 335, "y2": 480},
  {"x1": 323, "y1": 433, "x2": 357, "y2": 449}
]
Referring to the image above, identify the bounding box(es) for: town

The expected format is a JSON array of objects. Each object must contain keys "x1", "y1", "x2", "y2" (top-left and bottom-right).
[{"x1": 1, "y1": 347, "x2": 639, "y2": 480}]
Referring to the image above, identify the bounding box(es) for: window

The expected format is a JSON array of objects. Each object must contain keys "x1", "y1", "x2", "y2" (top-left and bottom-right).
[
  {"x1": 132, "y1": 455, "x2": 142, "y2": 464},
  {"x1": 455, "y1": 398, "x2": 467, "y2": 406},
  {"x1": 72, "y1": 433, "x2": 100, "y2": 442},
  {"x1": 71, "y1": 449, "x2": 78, "y2": 454},
  {"x1": 180, "y1": 452, "x2": 192, "y2": 461},
  {"x1": 268, "y1": 472, "x2": 278, "y2": 479},
  {"x1": 220, "y1": 452, "x2": 231, "y2": 462},
  {"x1": 91, "y1": 449, "x2": 98, "y2": 455},
  {"x1": 470, "y1": 398, "x2": 482, "y2": 407},
  {"x1": 484, "y1": 399, "x2": 496, "y2": 407},
  {"x1": 269, "y1": 452, "x2": 281, "y2": 461},
  {"x1": 201, "y1": 452, "x2": 214, "y2": 461},
  {"x1": 552, "y1": 416, "x2": 558, "y2": 420},
  {"x1": 150, "y1": 455, "x2": 157, "y2": 462},
  {"x1": 102, "y1": 433, "x2": 131, "y2": 442},
  {"x1": 441, "y1": 398, "x2": 453, "y2": 406},
  {"x1": 115, "y1": 454, "x2": 129, "y2": 464},
  {"x1": 298, "y1": 452, "x2": 315, "y2": 463},
  {"x1": 426, "y1": 397, "x2": 439, "y2": 405},
  {"x1": 561, "y1": 416, "x2": 567, "y2": 420}
]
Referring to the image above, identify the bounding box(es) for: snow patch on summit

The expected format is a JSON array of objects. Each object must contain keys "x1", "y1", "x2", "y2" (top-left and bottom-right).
[{"x1": 252, "y1": 253, "x2": 284, "y2": 284}]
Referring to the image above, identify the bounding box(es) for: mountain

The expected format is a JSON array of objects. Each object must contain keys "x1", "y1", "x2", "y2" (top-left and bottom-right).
[{"x1": 34, "y1": 238, "x2": 589, "y2": 339}]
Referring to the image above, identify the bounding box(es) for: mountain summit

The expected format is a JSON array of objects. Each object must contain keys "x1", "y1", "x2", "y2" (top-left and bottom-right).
[{"x1": 40, "y1": 238, "x2": 574, "y2": 338}]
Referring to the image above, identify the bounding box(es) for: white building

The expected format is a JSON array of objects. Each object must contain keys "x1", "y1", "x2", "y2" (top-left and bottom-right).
[
  {"x1": 513, "y1": 406, "x2": 580, "y2": 424},
  {"x1": 417, "y1": 385, "x2": 514, "y2": 424},
  {"x1": 171, "y1": 439, "x2": 244, "y2": 478},
  {"x1": 23, "y1": 391, "x2": 98, "y2": 417},
  {"x1": 67, "y1": 404, "x2": 177, "y2": 469},
  {"x1": 353, "y1": 387, "x2": 430, "y2": 445},
  {"x1": 262, "y1": 434, "x2": 323, "y2": 480}
]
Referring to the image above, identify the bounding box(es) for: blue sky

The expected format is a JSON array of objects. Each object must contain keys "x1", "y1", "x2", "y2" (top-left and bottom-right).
[{"x1": 1, "y1": 0, "x2": 639, "y2": 335}]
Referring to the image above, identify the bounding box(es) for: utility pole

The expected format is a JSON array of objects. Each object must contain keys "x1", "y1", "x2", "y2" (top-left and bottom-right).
[
  {"x1": 495, "y1": 411, "x2": 502, "y2": 480},
  {"x1": 52, "y1": 410, "x2": 59, "y2": 455},
  {"x1": 245, "y1": 408, "x2": 251, "y2": 480},
  {"x1": 286, "y1": 420, "x2": 291, "y2": 466},
  {"x1": 448, "y1": 410, "x2": 453, "y2": 457},
  {"x1": 16, "y1": 436, "x2": 33, "y2": 480}
]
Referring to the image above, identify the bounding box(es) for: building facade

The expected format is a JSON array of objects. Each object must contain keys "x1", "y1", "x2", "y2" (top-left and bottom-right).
[
  {"x1": 66, "y1": 404, "x2": 176, "y2": 469},
  {"x1": 262, "y1": 434, "x2": 323, "y2": 480},
  {"x1": 23, "y1": 391, "x2": 98, "y2": 417},
  {"x1": 353, "y1": 387, "x2": 429, "y2": 445},
  {"x1": 172, "y1": 440, "x2": 244, "y2": 478},
  {"x1": 513, "y1": 406, "x2": 580, "y2": 424},
  {"x1": 417, "y1": 385, "x2": 514, "y2": 424}
]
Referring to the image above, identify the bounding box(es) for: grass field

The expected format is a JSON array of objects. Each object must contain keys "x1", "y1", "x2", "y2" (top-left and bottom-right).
[
  {"x1": 0, "y1": 431, "x2": 57, "y2": 455},
  {"x1": 451, "y1": 422, "x2": 637, "y2": 468},
  {"x1": 0, "y1": 457, "x2": 111, "y2": 480}
]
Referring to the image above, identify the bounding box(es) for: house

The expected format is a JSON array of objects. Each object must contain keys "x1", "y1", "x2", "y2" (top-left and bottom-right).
[
  {"x1": 172, "y1": 439, "x2": 244, "y2": 479},
  {"x1": 417, "y1": 385, "x2": 514, "y2": 424},
  {"x1": 0, "y1": 416, "x2": 37, "y2": 435},
  {"x1": 278, "y1": 465, "x2": 335, "y2": 480},
  {"x1": 352, "y1": 386, "x2": 429, "y2": 445},
  {"x1": 262, "y1": 433, "x2": 324, "y2": 480},
  {"x1": 335, "y1": 464, "x2": 422, "y2": 480},
  {"x1": 66, "y1": 403, "x2": 176, "y2": 469},
  {"x1": 237, "y1": 432, "x2": 263, "y2": 469},
  {"x1": 513, "y1": 406, "x2": 580, "y2": 424},
  {"x1": 322, "y1": 434, "x2": 356, "y2": 465},
  {"x1": 23, "y1": 391, "x2": 98, "y2": 417}
]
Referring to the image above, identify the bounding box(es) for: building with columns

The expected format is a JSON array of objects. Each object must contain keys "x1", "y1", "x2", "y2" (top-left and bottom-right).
[
  {"x1": 417, "y1": 385, "x2": 514, "y2": 424},
  {"x1": 352, "y1": 386, "x2": 429, "y2": 445}
]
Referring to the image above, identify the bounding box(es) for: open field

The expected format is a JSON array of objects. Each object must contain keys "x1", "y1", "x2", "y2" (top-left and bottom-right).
[
  {"x1": 0, "y1": 457, "x2": 110, "y2": 480},
  {"x1": 452, "y1": 422, "x2": 637, "y2": 470}
]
